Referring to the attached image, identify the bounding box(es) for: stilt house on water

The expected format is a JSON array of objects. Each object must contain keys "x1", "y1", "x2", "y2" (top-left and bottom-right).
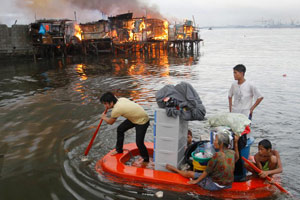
[{"x1": 0, "y1": 12, "x2": 202, "y2": 59}]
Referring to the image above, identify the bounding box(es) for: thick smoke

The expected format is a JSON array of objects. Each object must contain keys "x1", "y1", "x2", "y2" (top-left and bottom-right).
[
  {"x1": 16, "y1": 0, "x2": 164, "y2": 22},
  {"x1": 69, "y1": 0, "x2": 163, "y2": 18}
]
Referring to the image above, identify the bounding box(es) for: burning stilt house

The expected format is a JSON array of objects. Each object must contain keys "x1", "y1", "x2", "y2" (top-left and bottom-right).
[
  {"x1": 80, "y1": 20, "x2": 109, "y2": 40},
  {"x1": 79, "y1": 20, "x2": 111, "y2": 54},
  {"x1": 108, "y1": 13, "x2": 169, "y2": 42},
  {"x1": 29, "y1": 19, "x2": 79, "y2": 58},
  {"x1": 173, "y1": 20, "x2": 198, "y2": 41},
  {"x1": 30, "y1": 19, "x2": 75, "y2": 45},
  {"x1": 109, "y1": 13, "x2": 135, "y2": 43},
  {"x1": 105, "y1": 13, "x2": 171, "y2": 54},
  {"x1": 146, "y1": 19, "x2": 168, "y2": 41},
  {"x1": 167, "y1": 20, "x2": 201, "y2": 54}
]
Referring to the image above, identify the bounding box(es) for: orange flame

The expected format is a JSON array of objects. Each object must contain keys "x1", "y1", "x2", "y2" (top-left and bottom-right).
[
  {"x1": 111, "y1": 18, "x2": 170, "y2": 43},
  {"x1": 128, "y1": 30, "x2": 134, "y2": 41},
  {"x1": 74, "y1": 24, "x2": 82, "y2": 41},
  {"x1": 153, "y1": 20, "x2": 168, "y2": 41},
  {"x1": 139, "y1": 21, "x2": 146, "y2": 31},
  {"x1": 177, "y1": 34, "x2": 184, "y2": 39},
  {"x1": 184, "y1": 25, "x2": 193, "y2": 39},
  {"x1": 111, "y1": 30, "x2": 118, "y2": 38}
]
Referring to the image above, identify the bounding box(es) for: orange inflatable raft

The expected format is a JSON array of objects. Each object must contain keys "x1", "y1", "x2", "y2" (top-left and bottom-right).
[{"x1": 95, "y1": 142, "x2": 277, "y2": 199}]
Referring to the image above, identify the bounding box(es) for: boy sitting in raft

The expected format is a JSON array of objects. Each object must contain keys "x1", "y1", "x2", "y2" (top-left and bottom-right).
[
  {"x1": 166, "y1": 131, "x2": 239, "y2": 191},
  {"x1": 245, "y1": 139, "x2": 283, "y2": 178}
]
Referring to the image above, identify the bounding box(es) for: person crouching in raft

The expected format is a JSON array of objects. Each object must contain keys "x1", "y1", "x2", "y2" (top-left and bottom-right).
[
  {"x1": 245, "y1": 139, "x2": 282, "y2": 178},
  {"x1": 100, "y1": 92, "x2": 150, "y2": 163}
]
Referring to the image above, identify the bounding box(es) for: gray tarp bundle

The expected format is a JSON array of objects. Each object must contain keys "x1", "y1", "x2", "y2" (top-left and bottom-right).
[{"x1": 155, "y1": 82, "x2": 206, "y2": 121}]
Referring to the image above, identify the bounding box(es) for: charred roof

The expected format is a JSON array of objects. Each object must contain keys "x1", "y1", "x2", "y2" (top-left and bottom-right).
[{"x1": 108, "y1": 13, "x2": 133, "y2": 21}]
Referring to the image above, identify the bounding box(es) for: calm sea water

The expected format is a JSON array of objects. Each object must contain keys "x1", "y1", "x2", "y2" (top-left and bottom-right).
[{"x1": 0, "y1": 28, "x2": 299, "y2": 199}]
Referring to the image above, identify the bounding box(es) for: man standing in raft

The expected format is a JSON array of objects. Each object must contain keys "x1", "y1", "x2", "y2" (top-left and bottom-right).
[
  {"x1": 228, "y1": 64, "x2": 264, "y2": 181},
  {"x1": 100, "y1": 92, "x2": 150, "y2": 163}
]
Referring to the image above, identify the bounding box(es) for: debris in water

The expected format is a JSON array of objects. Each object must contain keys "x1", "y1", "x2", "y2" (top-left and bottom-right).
[
  {"x1": 81, "y1": 156, "x2": 89, "y2": 162},
  {"x1": 155, "y1": 191, "x2": 163, "y2": 198}
]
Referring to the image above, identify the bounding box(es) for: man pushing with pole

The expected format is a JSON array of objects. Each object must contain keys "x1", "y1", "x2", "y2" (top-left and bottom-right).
[{"x1": 100, "y1": 92, "x2": 150, "y2": 163}]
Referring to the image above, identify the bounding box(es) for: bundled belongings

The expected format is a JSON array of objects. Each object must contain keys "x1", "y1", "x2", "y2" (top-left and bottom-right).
[
  {"x1": 208, "y1": 112, "x2": 251, "y2": 136},
  {"x1": 155, "y1": 82, "x2": 206, "y2": 121},
  {"x1": 208, "y1": 113, "x2": 251, "y2": 157}
]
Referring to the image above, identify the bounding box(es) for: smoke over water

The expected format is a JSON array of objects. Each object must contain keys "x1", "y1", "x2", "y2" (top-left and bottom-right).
[{"x1": 16, "y1": 0, "x2": 164, "y2": 22}]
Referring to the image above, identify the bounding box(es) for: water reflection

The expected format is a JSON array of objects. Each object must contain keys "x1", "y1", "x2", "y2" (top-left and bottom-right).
[
  {"x1": 0, "y1": 51, "x2": 200, "y2": 200},
  {"x1": 73, "y1": 64, "x2": 89, "y2": 103},
  {"x1": 75, "y1": 64, "x2": 88, "y2": 81},
  {"x1": 110, "y1": 50, "x2": 199, "y2": 103}
]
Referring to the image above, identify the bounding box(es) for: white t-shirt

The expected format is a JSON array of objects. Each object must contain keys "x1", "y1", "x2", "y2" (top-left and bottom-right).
[{"x1": 228, "y1": 80, "x2": 263, "y2": 117}]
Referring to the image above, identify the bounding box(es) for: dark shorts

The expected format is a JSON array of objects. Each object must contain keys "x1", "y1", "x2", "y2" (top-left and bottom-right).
[{"x1": 194, "y1": 172, "x2": 232, "y2": 191}]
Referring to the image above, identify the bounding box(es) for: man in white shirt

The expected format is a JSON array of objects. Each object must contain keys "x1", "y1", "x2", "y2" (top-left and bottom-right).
[
  {"x1": 228, "y1": 64, "x2": 264, "y2": 182},
  {"x1": 228, "y1": 64, "x2": 263, "y2": 119}
]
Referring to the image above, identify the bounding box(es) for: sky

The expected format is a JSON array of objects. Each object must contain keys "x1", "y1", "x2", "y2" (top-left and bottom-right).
[{"x1": 1, "y1": 0, "x2": 300, "y2": 27}]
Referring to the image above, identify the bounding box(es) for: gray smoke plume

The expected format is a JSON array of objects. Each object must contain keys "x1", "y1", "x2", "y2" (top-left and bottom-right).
[
  {"x1": 69, "y1": 0, "x2": 163, "y2": 18},
  {"x1": 16, "y1": 0, "x2": 164, "y2": 22}
]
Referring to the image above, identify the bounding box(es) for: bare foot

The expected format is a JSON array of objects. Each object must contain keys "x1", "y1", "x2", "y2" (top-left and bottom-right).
[
  {"x1": 111, "y1": 150, "x2": 121, "y2": 156},
  {"x1": 148, "y1": 161, "x2": 155, "y2": 169},
  {"x1": 166, "y1": 164, "x2": 179, "y2": 173},
  {"x1": 245, "y1": 174, "x2": 254, "y2": 181},
  {"x1": 138, "y1": 157, "x2": 149, "y2": 165}
]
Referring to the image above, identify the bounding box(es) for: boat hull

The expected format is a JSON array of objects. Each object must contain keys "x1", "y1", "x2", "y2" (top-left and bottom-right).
[{"x1": 95, "y1": 142, "x2": 276, "y2": 199}]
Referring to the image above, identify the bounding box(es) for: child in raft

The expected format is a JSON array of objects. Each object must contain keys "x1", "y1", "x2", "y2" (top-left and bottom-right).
[
  {"x1": 187, "y1": 129, "x2": 194, "y2": 147},
  {"x1": 246, "y1": 139, "x2": 283, "y2": 178}
]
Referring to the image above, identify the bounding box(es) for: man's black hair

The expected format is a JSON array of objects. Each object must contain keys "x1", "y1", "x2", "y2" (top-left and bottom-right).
[
  {"x1": 100, "y1": 92, "x2": 117, "y2": 104},
  {"x1": 258, "y1": 139, "x2": 272, "y2": 150},
  {"x1": 233, "y1": 64, "x2": 246, "y2": 75}
]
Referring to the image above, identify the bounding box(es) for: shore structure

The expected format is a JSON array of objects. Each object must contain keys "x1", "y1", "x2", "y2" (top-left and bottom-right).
[
  {"x1": 0, "y1": 24, "x2": 33, "y2": 57},
  {"x1": 0, "y1": 13, "x2": 202, "y2": 60}
]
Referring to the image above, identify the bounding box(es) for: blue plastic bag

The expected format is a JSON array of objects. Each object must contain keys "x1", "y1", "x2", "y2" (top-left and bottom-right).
[{"x1": 38, "y1": 24, "x2": 46, "y2": 35}]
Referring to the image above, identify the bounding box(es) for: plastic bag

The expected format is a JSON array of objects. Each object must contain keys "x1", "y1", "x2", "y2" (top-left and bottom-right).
[
  {"x1": 208, "y1": 113, "x2": 251, "y2": 135},
  {"x1": 193, "y1": 142, "x2": 215, "y2": 158}
]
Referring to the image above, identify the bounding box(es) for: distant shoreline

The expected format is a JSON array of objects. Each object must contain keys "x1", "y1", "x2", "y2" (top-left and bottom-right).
[{"x1": 200, "y1": 25, "x2": 300, "y2": 29}]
